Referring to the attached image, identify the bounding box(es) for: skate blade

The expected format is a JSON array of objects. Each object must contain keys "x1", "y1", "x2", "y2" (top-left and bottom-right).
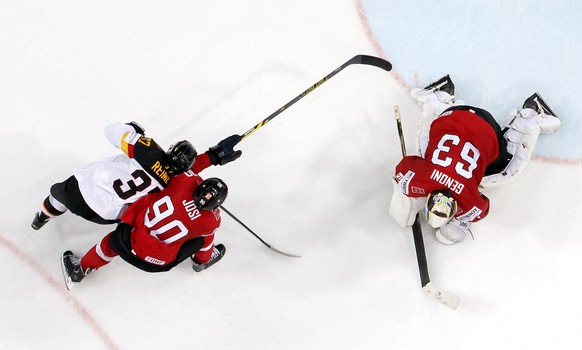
[{"x1": 60, "y1": 254, "x2": 75, "y2": 291}]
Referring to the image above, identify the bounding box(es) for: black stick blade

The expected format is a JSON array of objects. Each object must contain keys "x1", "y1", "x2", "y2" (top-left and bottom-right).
[{"x1": 355, "y1": 55, "x2": 393, "y2": 71}]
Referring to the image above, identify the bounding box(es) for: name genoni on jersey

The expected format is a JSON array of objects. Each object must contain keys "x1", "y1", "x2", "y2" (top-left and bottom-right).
[{"x1": 430, "y1": 169, "x2": 465, "y2": 195}]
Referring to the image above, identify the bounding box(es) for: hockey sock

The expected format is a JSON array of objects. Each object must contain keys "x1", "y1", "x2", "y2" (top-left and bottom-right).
[
  {"x1": 81, "y1": 233, "x2": 118, "y2": 270},
  {"x1": 42, "y1": 196, "x2": 67, "y2": 217}
]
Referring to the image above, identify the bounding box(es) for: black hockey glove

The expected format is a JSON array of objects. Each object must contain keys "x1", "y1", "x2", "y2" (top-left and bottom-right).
[
  {"x1": 207, "y1": 134, "x2": 242, "y2": 166},
  {"x1": 126, "y1": 121, "x2": 145, "y2": 135}
]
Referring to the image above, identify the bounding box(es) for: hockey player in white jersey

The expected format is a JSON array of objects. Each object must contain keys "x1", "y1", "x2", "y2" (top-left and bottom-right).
[{"x1": 32, "y1": 121, "x2": 242, "y2": 229}]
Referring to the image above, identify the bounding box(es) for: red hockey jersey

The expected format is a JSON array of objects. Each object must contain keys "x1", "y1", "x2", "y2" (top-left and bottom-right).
[
  {"x1": 120, "y1": 170, "x2": 220, "y2": 265},
  {"x1": 394, "y1": 109, "x2": 499, "y2": 223}
]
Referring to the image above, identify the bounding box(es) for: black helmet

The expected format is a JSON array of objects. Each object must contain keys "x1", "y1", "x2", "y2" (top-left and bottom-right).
[
  {"x1": 194, "y1": 178, "x2": 228, "y2": 210},
  {"x1": 166, "y1": 141, "x2": 197, "y2": 174}
]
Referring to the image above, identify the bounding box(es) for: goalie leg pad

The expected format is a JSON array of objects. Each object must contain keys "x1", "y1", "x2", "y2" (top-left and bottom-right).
[
  {"x1": 480, "y1": 108, "x2": 542, "y2": 190},
  {"x1": 411, "y1": 88, "x2": 465, "y2": 156},
  {"x1": 532, "y1": 110, "x2": 561, "y2": 135},
  {"x1": 504, "y1": 108, "x2": 541, "y2": 154}
]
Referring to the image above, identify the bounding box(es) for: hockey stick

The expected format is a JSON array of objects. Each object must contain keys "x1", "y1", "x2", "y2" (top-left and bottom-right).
[
  {"x1": 239, "y1": 55, "x2": 392, "y2": 141},
  {"x1": 216, "y1": 56, "x2": 390, "y2": 257},
  {"x1": 393, "y1": 105, "x2": 460, "y2": 309},
  {"x1": 219, "y1": 205, "x2": 301, "y2": 258}
]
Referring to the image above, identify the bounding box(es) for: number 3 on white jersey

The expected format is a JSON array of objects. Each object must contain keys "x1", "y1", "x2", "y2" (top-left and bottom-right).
[{"x1": 431, "y1": 134, "x2": 480, "y2": 179}]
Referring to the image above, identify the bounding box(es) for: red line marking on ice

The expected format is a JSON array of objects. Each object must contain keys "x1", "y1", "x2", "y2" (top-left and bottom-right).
[
  {"x1": 354, "y1": 0, "x2": 409, "y2": 90},
  {"x1": 533, "y1": 154, "x2": 582, "y2": 165},
  {"x1": 0, "y1": 234, "x2": 120, "y2": 350}
]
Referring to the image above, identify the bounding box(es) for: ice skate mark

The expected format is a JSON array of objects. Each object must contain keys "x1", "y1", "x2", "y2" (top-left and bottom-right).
[{"x1": 0, "y1": 234, "x2": 120, "y2": 350}]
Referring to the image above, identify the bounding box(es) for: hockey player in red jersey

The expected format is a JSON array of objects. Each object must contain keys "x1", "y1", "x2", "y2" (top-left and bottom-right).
[
  {"x1": 390, "y1": 75, "x2": 561, "y2": 244},
  {"x1": 60, "y1": 173, "x2": 228, "y2": 289},
  {"x1": 32, "y1": 121, "x2": 241, "y2": 230}
]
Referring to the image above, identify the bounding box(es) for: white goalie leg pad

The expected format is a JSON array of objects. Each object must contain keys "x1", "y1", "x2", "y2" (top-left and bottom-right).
[
  {"x1": 480, "y1": 108, "x2": 541, "y2": 190},
  {"x1": 389, "y1": 179, "x2": 425, "y2": 228},
  {"x1": 416, "y1": 102, "x2": 439, "y2": 157},
  {"x1": 504, "y1": 108, "x2": 541, "y2": 154},
  {"x1": 534, "y1": 111, "x2": 561, "y2": 135},
  {"x1": 411, "y1": 88, "x2": 465, "y2": 156}
]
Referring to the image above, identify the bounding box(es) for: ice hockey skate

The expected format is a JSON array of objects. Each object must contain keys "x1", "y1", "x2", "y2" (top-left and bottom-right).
[
  {"x1": 31, "y1": 211, "x2": 50, "y2": 230},
  {"x1": 192, "y1": 244, "x2": 226, "y2": 272},
  {"x1": 523, "y1": 92, "x2": 557, "y2": 118},
  {"x1": 424, "y1": 74, "x2": 455, "y2": 95},
  {"x1": 61, "y1": 250, "x2": 89, "y2": 290},
  {"x1": 522, "y1": 92, "x2": 561, "y2": 134},
  {"x1": 410, "y1": 74, "x2": 461, "y2": 106}
]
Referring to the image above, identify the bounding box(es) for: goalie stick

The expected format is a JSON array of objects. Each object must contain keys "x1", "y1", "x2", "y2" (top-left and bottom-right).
[
  {"x1": 393, "y1": 105, "x2": 460, "y2": 310},
  {"x1": 239, "y1": 54, "x2": 392, "y2": 141}
]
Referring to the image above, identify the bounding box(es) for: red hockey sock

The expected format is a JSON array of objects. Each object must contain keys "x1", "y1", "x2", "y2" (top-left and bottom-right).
[{"x1": 81, "y1": 232, "x2": 118, "y2": 270}]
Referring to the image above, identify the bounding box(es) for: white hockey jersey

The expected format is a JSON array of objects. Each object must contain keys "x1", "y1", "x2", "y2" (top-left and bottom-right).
[{"x1": 73, "y1": 123, "x2": 170, "y2": 220}]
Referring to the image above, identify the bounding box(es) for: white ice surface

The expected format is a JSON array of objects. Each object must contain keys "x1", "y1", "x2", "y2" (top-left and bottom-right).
[{"x1": 1, "y1": 1, "x2": 581, "y2": 349}]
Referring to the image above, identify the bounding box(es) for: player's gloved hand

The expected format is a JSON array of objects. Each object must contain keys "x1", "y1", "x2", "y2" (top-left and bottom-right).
[
  {"x1": 207, "y1": 135, "x2": 242, "y2": 166},
  {"x1": 191, "y1": 244, "x2": 226, "y2": 272},
  {"x1": 126, "y1": 121, "x2": 145, "y2": 135},
  {"x1": 435, "y1": 218, "x2": 471, "y2": 245}
]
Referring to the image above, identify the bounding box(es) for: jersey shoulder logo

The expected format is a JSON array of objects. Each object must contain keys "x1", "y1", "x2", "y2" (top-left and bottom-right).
[{"x1": 138, "y1": 136, "x2": 152, "y2": 147}]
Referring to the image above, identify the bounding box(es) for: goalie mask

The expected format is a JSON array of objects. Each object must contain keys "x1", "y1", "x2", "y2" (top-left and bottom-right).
[
  {"x1": 194, "y1": 178, "x2": 228, "y2": 210},
  {"x1": 424, "y1": 189, "x2": 457, "y2": 228}
]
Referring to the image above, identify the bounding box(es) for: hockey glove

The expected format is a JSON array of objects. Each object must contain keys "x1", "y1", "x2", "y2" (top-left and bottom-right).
[
  {"x1": 435, "y1": 218, "x2": 471, "y2": 245},
  {"x1": 192, "y1": 244, "x2": 226, "y2": 272},
  {"x1": 126, "y1": 121, "x2": 145, "y2": 135},
  {"x1": 207, "y1": 135, "x2": 242, "y2": 166}
]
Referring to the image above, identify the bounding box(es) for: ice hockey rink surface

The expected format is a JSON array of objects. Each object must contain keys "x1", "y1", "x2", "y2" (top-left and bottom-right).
[{"x1": 1, "y1": 1, "x2": 581, "y2": 349}]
